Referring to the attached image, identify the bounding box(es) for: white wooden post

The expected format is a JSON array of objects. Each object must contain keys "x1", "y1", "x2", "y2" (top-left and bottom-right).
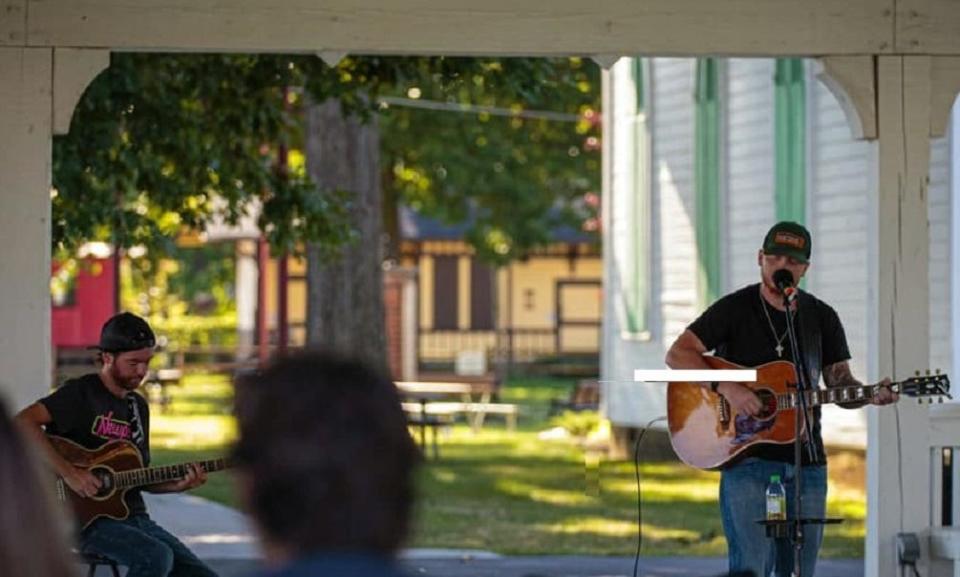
[
  {"x1": 0, "y1": 47, "x2": 55, "y2": 411},
  {"x1": 867, "y1": 55, "x2": 933, "y2": 577},
  {"x1": 0, "y1": 47, "x2": 108, "y2": 411}
]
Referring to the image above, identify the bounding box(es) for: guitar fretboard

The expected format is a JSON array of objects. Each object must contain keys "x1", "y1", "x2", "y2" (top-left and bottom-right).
[
  {"x1": 115, "y1": 458, "x2": 229, "y2": 490},
  {"x1": 774, "y1": 383, "x2": 898, "y2": 410}
]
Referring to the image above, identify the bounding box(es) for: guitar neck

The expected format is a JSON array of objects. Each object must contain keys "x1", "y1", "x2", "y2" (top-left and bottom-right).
[
  {"x1": 777, "y1": 382, "x2": 897, "y2": 409},
  {"x1": 115, "y1": 458, "x2": 229, "y2": 490}
]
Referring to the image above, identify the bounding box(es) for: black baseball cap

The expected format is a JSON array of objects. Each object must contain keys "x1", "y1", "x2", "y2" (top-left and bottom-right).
[
  {"x1": 762, "y1": 221, "x2": 812, "y2": 263},
  {"x1": 92, "y1": 312, "x2": 156, "y2": 352}
]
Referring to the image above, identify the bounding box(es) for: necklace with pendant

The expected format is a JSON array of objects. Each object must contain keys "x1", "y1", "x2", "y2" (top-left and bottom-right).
[{"x1": 759, "y1": 285, "x2": 792, "y2": 358}]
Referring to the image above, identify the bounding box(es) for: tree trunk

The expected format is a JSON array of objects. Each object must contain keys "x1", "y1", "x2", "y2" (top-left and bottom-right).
[
  {"x1": 304, "y1": 98, "x2": 386, "y2": 371},
  {"x1": 381, "y1": 167, "x2": 400, "y2": 265}
]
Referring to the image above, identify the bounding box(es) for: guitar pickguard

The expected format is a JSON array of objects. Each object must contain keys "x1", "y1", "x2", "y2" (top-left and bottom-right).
[{"x1": 731, "y1": 413, "x2": 775, "y2": 445}]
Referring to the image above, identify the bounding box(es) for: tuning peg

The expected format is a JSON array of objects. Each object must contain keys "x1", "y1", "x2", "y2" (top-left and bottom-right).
[
  {"x1": 916, "y1": 370, "x2": 921, "y2": 377},
  {"x1": 936, "y1": 369, "x2": 941, "y2": 375},
  {"x1": 926, "y1": 369, "x2": 932, "y2": 376},
  {"x1": 939, "y1": 397, "x2": 944, "y2": 403}
]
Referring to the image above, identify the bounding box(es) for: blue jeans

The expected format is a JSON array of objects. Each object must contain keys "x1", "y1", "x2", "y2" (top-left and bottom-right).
[
  {"x1": 81, "y1": 514, "x2": 218, "y2": 577},
  {"x1": 719, "y1": 459, "x2": 827, "y2": 577}
]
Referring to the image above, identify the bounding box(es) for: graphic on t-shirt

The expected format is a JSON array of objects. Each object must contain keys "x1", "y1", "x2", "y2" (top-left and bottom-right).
[{"x1": 91, "y1": 411, "x2": 133, "y2": 441}]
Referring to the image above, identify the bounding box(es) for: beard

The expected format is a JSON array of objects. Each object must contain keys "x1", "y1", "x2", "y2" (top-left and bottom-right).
[{"x1": 110, "y1": 364, "x2": 144, "y2": 391}]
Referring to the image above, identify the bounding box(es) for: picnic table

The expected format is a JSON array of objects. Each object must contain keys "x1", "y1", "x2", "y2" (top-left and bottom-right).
[{"x1": 395, "y1": 380, "x2": 519, "y2": 458}]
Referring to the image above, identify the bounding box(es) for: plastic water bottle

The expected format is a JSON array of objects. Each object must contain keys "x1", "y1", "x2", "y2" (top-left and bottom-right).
[{"x1": 765, "y1": 474, "x2": 787, "y2": 521}]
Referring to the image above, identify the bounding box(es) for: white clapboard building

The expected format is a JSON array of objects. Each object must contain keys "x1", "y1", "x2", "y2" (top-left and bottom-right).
[{"x1": 602, "y1": 57, "x2": 955, "y2": 447}]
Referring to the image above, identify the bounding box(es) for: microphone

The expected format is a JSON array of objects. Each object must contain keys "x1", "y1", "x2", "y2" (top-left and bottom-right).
[{"x1": 772, "y1": 269, "x2": 797, "y2": 302}]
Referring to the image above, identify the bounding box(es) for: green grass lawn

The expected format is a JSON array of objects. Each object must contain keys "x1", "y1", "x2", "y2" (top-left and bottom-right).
[{"x1": 148, "y1": 372, "x2": 867, "y2": 557}]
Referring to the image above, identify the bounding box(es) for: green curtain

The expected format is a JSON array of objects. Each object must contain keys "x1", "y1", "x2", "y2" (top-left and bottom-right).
[
  {"x1": 625, "y1": 57, "x2": 649, "y2": 333},
  {"x1": 621, "y1": 57, "x2": 650, "y2": 334},
  {"x1": 695, "y1": 58, "x2": 721, "y2": 307},
  {"x1": 774, "y1": 58, "x2": 806, "y2": 223}
]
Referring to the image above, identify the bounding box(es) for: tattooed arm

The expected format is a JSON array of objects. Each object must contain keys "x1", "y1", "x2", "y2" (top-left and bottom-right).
[{"x1": 823, "y1": 361, "x2": 897, "y2": 408}]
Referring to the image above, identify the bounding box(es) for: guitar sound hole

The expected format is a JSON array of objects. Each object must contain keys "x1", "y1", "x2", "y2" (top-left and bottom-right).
[
  {"x1": 754, "y1": 389, "x2": 778, "y2": 420},
  {"x1": 90, "y1": 467, "x2": 115, "y2": 498}
]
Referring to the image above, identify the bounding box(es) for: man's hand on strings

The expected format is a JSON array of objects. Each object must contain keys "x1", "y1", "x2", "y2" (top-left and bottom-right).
[
  {"x1": 871, "y1": 377, "x2": 898, "y2": 405},
  {"x1": 64, "y1": 466, "x2": 102, "y2": 498},
  {"x1": 717, "y1": 382, "x2": 764, "y2": 416}
]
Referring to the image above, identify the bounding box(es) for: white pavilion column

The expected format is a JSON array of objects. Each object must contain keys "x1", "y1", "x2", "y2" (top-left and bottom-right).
[
  {"x1": 866, "y1": 55, "x2": 934, "y2": 577},
  {"x1": 0, "y1": 47, "x2": 55, "y2": 411},
  {"x1": 818, "y1": 54, "x2": 960, "y2": 577},
  {"x1": 235, "y1": 239, "x2": 258, "y2": 352},
  {"x1": 0, "y1": 47, "x2": 108, "y2": 411}
]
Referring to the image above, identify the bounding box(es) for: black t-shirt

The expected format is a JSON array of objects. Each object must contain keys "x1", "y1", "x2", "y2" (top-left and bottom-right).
[
  {"x1": 41, "y1": 373, "x2": 151, "y2": 515},
  {"x1": 687, "y1": 283, "x2": 851, "y2": 465}
]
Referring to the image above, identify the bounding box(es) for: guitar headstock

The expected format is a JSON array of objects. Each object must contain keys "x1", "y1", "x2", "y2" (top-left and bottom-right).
[{"x1": 900, "y1": 370, "x2": 951, "y2": 403}]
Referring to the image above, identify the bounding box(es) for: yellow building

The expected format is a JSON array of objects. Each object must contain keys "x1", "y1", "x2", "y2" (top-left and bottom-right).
[
  {"x1": 398, "y1": 207, "x2": 601, "y2": 370},
  {"x1": 205, "y1": 206, "x2": 601, "y2": 375}
]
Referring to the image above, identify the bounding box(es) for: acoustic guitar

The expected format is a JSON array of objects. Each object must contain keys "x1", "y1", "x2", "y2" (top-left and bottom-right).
[
  {"x1": 666, "y1": 356, "x2": 951, "y2": 470},
  {"x1": 49, "y1": 435, "x2": 230, "y2": 529}
]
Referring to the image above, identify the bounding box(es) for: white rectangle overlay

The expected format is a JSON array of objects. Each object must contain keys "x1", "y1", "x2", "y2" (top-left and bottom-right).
[{"x1": 633, "y1": 369, "x2": 757, "y2": 382}]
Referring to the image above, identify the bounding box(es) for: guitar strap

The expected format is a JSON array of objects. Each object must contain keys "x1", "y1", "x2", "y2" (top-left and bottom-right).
[
  {"x1": 796, "y1": 291, "x2": 822, "y2": 392},
  {"x1": 126, "y1": 394, "x2": 147, "y2": 458}
]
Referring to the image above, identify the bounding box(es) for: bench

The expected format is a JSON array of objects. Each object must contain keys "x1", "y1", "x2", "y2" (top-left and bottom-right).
[
  {"x1": 396, "y1": 379, "x2": 516, "y2": 432},
  {"x1": 401, "y1": 401, "x2": 519, "y2": 432},
  {"x1": 415, "y1": 372, "x2": 501, "y2": 399},
  {"x1": 403, "y1": 404, "x2": 456, "y2": 459}
]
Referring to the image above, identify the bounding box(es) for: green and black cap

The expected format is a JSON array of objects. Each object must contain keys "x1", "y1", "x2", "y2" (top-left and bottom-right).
[{"x1": 762, "y1": 221, "x2": 811, "y2": 264}]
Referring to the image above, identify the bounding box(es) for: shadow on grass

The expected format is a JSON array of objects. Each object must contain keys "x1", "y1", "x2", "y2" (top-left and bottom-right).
[{"x1": 411, "y1": 423, "x2": 865, "y2": 558}]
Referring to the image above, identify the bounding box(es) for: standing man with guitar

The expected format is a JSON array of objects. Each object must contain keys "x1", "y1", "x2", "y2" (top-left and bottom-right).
[
  {"x1": 665, "y1": 221, "x2": 897, "y2": 577},
  {"x1": 17, "y1": 312, "x2": 218, "y2": 577}
]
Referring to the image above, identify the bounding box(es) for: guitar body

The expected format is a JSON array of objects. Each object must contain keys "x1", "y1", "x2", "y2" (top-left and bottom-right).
[
  {"x1": 667, "y1": 356, "x2": 802, "y2": 470},
  {"x1": 49, "y1": 436, "x2": 143, "y2": 530}
]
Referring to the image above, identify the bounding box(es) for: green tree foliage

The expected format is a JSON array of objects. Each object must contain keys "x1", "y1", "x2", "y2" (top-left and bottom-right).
[
  {"x1": 53, "y1": 54, "x2": 354, "y2": 258},
  {"x1": 380, "y1": 58, "x2": 601, "y2": 264},
  {"x1": 53, "y1": 54, "x2": 599, "y2": 265}
]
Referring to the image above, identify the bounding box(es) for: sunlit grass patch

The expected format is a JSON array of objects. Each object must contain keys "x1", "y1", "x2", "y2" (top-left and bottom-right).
[
  {"x1": 151, "y1": 414, "x2": 236, "y2": 449},
  {"x1": 537, "y1": 517, "x2": 698, "y2": 540}
]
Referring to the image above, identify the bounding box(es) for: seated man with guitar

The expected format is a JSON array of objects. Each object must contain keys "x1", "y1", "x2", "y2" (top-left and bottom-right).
[
  {"x1": 16, "y1": 312, "x2": 218, "y2": 577},
  {"x1": 665, "y1": 221, "x2": 898, "y2": 577}
]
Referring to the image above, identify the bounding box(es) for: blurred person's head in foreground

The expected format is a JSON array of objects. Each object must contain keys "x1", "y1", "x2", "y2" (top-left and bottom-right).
[
  {"x1": 0, "y1": 394, "x2": 78, "y2": 577},
  {"x1": 232, "y1": 351, "x2": 419, "y2": 568}
]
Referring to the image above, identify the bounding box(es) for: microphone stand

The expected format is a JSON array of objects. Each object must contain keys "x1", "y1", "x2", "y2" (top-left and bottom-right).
[{"x1": 779, "y1": 284, "x2": 816, "y2": 577}]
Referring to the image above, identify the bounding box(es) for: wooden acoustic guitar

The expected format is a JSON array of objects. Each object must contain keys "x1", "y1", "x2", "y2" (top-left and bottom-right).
[
  {"x1": 666, "y1": 356, "x2": 951, "y2": 470},
  {"x1": 49, "y1": 435, "x2": 230, "y2": 529}
]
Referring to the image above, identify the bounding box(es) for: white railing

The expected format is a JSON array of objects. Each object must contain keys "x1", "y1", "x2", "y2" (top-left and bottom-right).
[{"x1": 929, "y1": 403, "x2": 960, "y2": 577}]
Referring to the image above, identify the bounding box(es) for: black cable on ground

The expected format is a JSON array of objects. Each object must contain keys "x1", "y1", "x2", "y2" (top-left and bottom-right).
[{"x1": 634, "y1": 415, "x2": 667, "y2": 577}]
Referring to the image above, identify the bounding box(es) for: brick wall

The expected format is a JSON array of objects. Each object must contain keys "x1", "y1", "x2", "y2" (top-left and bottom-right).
[{"x1": 383, "y1": 269, "x2": 404, "y2": 379}]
